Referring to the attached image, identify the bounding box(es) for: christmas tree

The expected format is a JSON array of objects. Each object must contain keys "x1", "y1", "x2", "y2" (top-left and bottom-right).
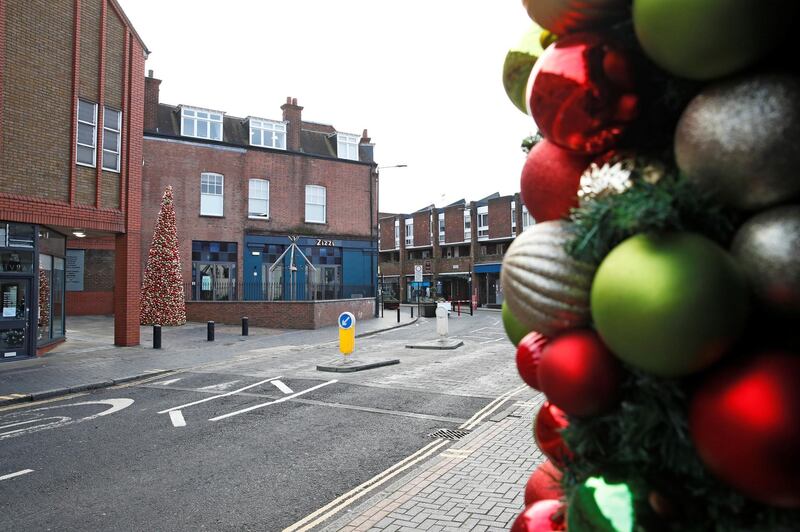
[
  {"x1": 501, "y1": 1, "x2": 799, "y2": 530},
  {"x1": 140, "y1": 186, "x2": 186, "y2": 326}
]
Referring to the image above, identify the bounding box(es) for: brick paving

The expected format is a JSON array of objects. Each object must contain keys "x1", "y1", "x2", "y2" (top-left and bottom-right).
[{"x1": 321, "y1": 394, "x2": 546, "y2": 532}]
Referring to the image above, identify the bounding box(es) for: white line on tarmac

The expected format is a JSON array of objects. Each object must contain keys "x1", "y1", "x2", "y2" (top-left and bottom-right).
[
  {"x1": 169, "y1": 410, "x2": 186, "y2": 427},
  {"x1": 154, "y1": 378, "x2": 182, "y2": 386},
  {"x1": 460, "y1": 384, "x2": 529, "y2": 431},
  {"x1": 198, "y1": 380, "x2": 241, "y2": 392},
  {"x1": 157, "y1": 376, "x2": 282, "y2": 414},
  {"x1": 0, "y1": 469, "x2": 34, "y2": 481},
  {"x1": 271, "y1": 380, "x2": 294, "y2": 394},
  {"x1": 209, "y1": 380, "x2": 337, "y2": 421}
]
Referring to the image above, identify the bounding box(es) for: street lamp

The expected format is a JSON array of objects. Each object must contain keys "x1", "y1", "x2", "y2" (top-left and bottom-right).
[{"x1": 373, "y1": 164, "x2": 408, "y2": 318}]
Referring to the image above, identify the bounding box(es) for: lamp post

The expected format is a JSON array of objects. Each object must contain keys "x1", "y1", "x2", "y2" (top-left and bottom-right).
[{"x1": 373, "y1": 164, "x2": 407, "y2": 318}]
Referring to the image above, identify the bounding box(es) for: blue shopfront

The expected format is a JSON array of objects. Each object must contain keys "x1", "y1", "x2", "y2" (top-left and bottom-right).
[
  {"x1": 474, "y1": 262, "x2": 503, "y2": 308},
  {"x1": 243, "y1": 235, "x2": 376, "y2": 301}
]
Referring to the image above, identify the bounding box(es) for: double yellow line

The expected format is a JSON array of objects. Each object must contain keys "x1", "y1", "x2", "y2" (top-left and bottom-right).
[{"x1": 283, "y1": 383, "x2": 529, "y2": 532}]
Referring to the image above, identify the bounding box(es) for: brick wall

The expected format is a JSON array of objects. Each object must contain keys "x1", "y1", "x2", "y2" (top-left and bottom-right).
[
  {"x1": 412, "y1": 210, "x2": 432, "y2": 248},
  {"x1": 379, "y1": 216, "x2": 396, "y2": 251},
  {"x1": 185, "y1": 298, "x2": 374, "y2": 329},
  {"x1": 444, "y1": 206, "x2": 465, "y2": 244},
  {"x1": 488, "y1": 196, "x2": 513, "y2": 239}
]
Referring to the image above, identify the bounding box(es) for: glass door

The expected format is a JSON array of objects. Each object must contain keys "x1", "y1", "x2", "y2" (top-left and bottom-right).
[{"x1": 1, "y1": 279, "x2": 30, "y2": 358}]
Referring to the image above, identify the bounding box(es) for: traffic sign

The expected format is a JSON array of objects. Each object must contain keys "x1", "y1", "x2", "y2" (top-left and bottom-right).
[
  {"x1": 338, "y1": 312, "x2": 355, "y2": 355},
  {"x1": 414, "y1": 264, "x2": 423, "y2": 283},
  {"x1": 338, "y1": 312, "x2": 354, "y2": 330}
]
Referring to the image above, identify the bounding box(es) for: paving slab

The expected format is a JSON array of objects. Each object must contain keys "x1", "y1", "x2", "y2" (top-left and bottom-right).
[
  {"x1": 317, "y1": 358, "x2": 401, "y2": 373},
  {"x1": 405, "y1": 339, "x2": 464, "y2": 350}
]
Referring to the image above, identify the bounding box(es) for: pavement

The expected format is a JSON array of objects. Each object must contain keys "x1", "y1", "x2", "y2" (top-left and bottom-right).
[{"x1": 0, "y1": 308, "x2": 545, "y2": 531}]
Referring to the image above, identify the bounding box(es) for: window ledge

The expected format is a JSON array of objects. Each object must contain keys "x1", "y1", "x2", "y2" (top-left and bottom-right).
[
  {"x1": 76, "y1": 161, "x2": 96, "y2": 169},
  {"x1": 305, "y1": 220, "x2": 327, "y2": 225},
  {"x1": 248, "y1": 216, "x2": 270, "y2": 220},
  {"x1": 200, "y1": 214, "x2": 224, "y2": 218}
]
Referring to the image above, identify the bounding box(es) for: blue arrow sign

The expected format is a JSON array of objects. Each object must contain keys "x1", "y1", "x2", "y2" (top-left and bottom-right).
[{"x1": 338, "y1": 312, "x2": 354, "y2": 330}]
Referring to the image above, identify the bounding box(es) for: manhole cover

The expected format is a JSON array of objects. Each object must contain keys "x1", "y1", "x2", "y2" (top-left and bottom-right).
[{"x1": 426, "y1": 428, "x2": 471, "y2": 441}]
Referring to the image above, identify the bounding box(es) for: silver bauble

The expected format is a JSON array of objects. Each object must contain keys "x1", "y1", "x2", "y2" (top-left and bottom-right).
[
  {"x1": 675, "y1": 74, "x2": 800, "y2": 211},
  {"x1": 732, "y1": 205, "x2": 800, "y2": 317},
  {"x1": 578, "y1": 153, "x2": 665, "y2": 204},
  {"x1": 501, "y1": 221, "x2": 595, "y2": 337}
]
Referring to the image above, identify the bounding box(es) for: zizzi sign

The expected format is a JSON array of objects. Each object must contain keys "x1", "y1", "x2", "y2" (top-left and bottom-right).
[{"x1": 315, "y1": 239, "x2": 335, "y2": 246}]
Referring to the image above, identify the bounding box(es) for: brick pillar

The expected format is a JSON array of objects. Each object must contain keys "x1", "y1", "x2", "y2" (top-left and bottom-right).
[
  {"x1": 398, "y1": 215, "x2": 407, "y2": 303},
  {"x1": 281, "y1": 97, "x2": 303, "y2": 152}
]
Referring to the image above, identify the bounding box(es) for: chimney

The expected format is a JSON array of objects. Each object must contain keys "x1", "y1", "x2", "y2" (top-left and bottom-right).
[
  {"x1": 281, "y1": 96, "x2": 303, "y2": 151},
  {"x1": 359, "y1": 128, "x2": 374, "y2": 163},
  {"x1": 144, "y1": 70, "x2": 161, "y2": 132}
]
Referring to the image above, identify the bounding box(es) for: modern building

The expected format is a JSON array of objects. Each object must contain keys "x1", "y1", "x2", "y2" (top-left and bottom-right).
[
  {"x1": 138, "y1": 74, "x2": 378, "y2": 309},
  {"x1": 378, "y1": 193, "x2": 535, "y2": 307},
  {"x1": 0, "y1": 0, "x2": 147, "y2": 358}
]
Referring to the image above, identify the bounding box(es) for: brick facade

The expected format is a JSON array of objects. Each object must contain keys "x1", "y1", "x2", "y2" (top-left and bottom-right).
[
  {"x1": 488, "y1": 197, "x2": 513, "y2": 240},
  {"x1": 412, "y1": 210, "x2": 432, "y2": 248},
  {"x1": 444, "y1": 205, "x2": 466, "y2": 244},
  {"x1": 186, "y1": 298, "x2": 374, "y2": 329}
]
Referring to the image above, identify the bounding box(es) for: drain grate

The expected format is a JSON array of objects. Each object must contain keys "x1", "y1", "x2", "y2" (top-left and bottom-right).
[{"x1": 426, "y1": 428, "x2": 471, "y2": 441}]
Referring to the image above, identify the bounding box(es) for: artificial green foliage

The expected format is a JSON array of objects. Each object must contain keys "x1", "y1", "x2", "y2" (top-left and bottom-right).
[
  {"x1": 560, "y1": 367, "x2": 800, "y2": 531},
  {"x1": 566, "y1": 171, "x2": 739, "y2": 265}
]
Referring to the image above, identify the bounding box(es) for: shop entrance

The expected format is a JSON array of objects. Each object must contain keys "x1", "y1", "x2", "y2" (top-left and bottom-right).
[{"x1": 1, "y1": 278, "x2": 30, "y2": 358}]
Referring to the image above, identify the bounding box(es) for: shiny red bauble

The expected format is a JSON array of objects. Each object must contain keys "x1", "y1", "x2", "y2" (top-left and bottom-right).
[
  {"x1": 528, "y1": 33, "x2": 639, "y2": 154},
  {"x1": 511, "y1": 499, "x2": 567, "y2": 532},
  {"x1": 537, "y1": 329, "x2": 624, "y2": 417},
  {"x1": 524, "y1": 460, "x2": 564, "y2": 507},
  {"x1": 534, "y1": 401, "x2": 573, "y2": 468},
  {"x1": 690, "y1": 351, "x2": 800, "y2": 508},
  {"x1": 517, "y1": 331, "x2": 550, "y2": 390},
  {"x1": 520, "y1": 140, "x2": 592, "y2": 222}
]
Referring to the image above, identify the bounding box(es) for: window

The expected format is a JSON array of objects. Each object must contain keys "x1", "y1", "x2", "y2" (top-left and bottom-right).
[
  {"x1": 464, "y1": 210, "x2": 471, "y2": 241},
  {"x1": 337, "y1": 133, "x2": 359, "y2": 161},
  {"x1": 438, "y1": 213, "x2": 445, "y2": 243},
  {"x1": 249, "y1": 118, "x2": 286, "y2": 149},
  {"x1": 394, "y1": 220, "x2": 400, "y2": 248},
  {"x1": 405, "y1": 219, "x2": 413, "y2": 247},
  {"x1": 200, "y1": 173, "x2": 224, "y2": 216},
  {"x1": 181, "y1": 107, "x2": 223, "y2": 141},
  {"x1": 477, "y1": 206, "x2": 489, "y2": 240},
  {"x1": 305, "y1": 185, "x2": 326, "y2": 223},
  {"x1": 511, "y1": 201, "x2": 516, "y2": 230},
  {"x1": 248, "y1": 179, "x2": 269, "y2": 218},
  {"x1": 522, "y1": 205, "x2": 535, "y2": 230},
  {"x1": 102, "y1": 107, "x2": 122, "y2": 172},
  {"x1": 77, "y1": 100, "x2": 97, "y2": 166}
]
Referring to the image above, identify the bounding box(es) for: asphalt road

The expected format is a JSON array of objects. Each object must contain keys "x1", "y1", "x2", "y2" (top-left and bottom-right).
[{"x1": 0, "y1": 312, "x2": 521, "y2": 531}]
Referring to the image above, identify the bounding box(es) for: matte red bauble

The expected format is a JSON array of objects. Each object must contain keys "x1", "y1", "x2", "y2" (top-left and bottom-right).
[
  {"x1": 528, "y1": 33, "x2": 639, "y2": 154},
  {"x1": 534, "y1": 401, "x2": 573, "y2": 468},
  {"x1": 517, "y1": 331, "x2": 549, "y2": 390},
  {"x1": 520, "y1": 140, "x2": 592, "y2": 222},
  {"x1": 525, "y1": 460, "x2": 564, "y2": 507},
  {"x1": 511, "y1": 499, "x2": 567, "y2": 532},
  {"x1": 538, "y1": 329, "x2": 623, "y2": 417},
  {"x1": 690, "y1": 351, "x2": 800, "y2": 508}
]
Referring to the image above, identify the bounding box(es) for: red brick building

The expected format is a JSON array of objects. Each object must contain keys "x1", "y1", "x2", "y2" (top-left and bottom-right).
[
  {"x1": 0, "y1": 0, "x2": 147, "y2": 358},
  {"x1": 379, "y1": 193, "x2": 535, "y2": 307}
]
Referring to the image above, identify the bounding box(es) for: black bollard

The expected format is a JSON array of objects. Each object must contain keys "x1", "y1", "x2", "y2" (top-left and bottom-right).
[
  {"x1": 242, "y1": 316, "x2": 249, "y2": 336},
  {"x1": 396, "y1": 306, "x2": 400, "y2": 323},
  {"x1": 411, "y1": 306, "x2": 414, "y2": 318},
  {"x1": 470, "y1": 300, "x2": 473, "y2": 316},
  {"x1": 207, "y1": 320, "x2": 215, "y2": 341},
  {"x1": 153, "y1": 324, "x2": 161, "y2": 349}
]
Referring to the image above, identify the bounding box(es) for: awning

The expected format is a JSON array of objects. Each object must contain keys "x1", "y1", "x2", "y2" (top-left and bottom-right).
[{"x1": 474, "y1": 263, "x2": 502, "y2": 274}]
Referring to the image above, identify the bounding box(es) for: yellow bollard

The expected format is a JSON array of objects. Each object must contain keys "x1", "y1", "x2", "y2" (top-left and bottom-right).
[{"x1": 338, "y1": 312, "x2": 355, "y2": 356}]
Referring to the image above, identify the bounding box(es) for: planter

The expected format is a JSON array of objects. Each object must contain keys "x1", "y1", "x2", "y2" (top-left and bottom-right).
[{"x1": 420, "y1": 303, "x2": 437, "y2": 318}]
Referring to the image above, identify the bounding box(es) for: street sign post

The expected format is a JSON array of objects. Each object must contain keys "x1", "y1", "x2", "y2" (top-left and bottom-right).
[{"x1": 338, "y1": 312, "x2": 355, "y2": 359}]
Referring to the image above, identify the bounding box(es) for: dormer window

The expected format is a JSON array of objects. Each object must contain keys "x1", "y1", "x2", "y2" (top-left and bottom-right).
[
  {"x1": 337, "y1": 132, "x2": 359, "y2": 161},
  {"x1": 249, "y1": 118, "x2": 286, "y2": 149},
  {"x1": 181, "y1": 106, "x2": 223, "y2": 141}
]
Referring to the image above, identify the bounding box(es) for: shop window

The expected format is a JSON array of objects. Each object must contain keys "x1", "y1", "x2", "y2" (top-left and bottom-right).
[{"x1": 191, "y1": 241, "x2": 237, "y2": 301}]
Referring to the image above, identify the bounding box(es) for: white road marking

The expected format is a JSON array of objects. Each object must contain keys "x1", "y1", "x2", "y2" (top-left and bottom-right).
[
  {"x1": 460, "y1": 384, "x2": 528, "y2": 430},
  {"x1": 198, "y1": 380, "x2": 241, "y2": 392},
  {"x1": 210, "y1": 380, "x2": 337, "y2": 421},
  {"x1": 154, "y1": 378, "x2": 182, "y2": 386},
  {"x1": 157, "y1": 376, "x2": 282, "y2": 414},
  {"x1": 0, "y1": 399, "x2": 134, "y2": 441},
  {"x1": 0, "y1": 469, "x2": 34, "y2": 481},
  {"x1": 271, "y1": 380, "x2": 294, "y2": 395},
  {"x1": 169, "y1": 410, "x2": 186, "y2": 427},
  {"x1": 480, "y1": 337, "x2": 507, "y2": 344}
]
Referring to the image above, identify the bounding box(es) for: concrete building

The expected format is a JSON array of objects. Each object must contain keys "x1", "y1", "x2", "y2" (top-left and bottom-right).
[
  {"x1": 0, "y1": 0, "x2": 147, "y2": 358},
  {"x1": 379, "y1": 194, "x2": 535, "y2": 307}
]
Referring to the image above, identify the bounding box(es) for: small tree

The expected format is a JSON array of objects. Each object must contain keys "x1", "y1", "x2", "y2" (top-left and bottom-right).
[{"x1": 140, "y1": 185, "x2": 186, "y2": 325}]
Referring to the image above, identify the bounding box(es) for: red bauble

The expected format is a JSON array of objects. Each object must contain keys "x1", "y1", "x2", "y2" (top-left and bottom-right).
[
  {"x1": 520, "y1": 140, "x2": 592, "y2": 222},
  {"x1": 524, "y1": 460, "x2": 564, "y2": 507},
  {"x1": 528, "y1": 33, "x2": 639, "y2": 154},
  {"x1": 690, "y1": 351, "x2": 800, "y2": 508},
  {"x1": 511, "y1": 499, "x2": 566, "y2": 532},
  {"x1": 534, "y1": 401, "x2": 573, "y2": 468},
  {"x1": 517, "y1": 331, "x2": 550, "y2": 390},
  {"x1": 537, "y1": 329, "x2": 623, "y2": 417}
]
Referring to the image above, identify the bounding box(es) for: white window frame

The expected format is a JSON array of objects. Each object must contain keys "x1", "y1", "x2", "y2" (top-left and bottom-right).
[
  {"x1": 248, "y1": 178, "x2": 270, "y2": 219},
  {"x1": 102, "y1": 107, "x2": 122, "y2": 172},
  {"x1": 77, "y1": 100, "x2": 97, "y2": 167},
  {"x1": 511, "y1": 201, "x2": 516, "y2": 230},
  {"x1": 522, "y1": 205, "x2": 534, "y2": 230},
  {"x1": 181, "y1": 106, "x2": 223, "y2": 141},
  {"x1": 249, "y1": 118, "x2": 286, "y2": 150},
  {"x1": 305, "y1": 185, "x2": 327, "y2": 223},
  {"x1": 477, "y1": 206, "x2": 489, "y2": 240},
  {"x1": 464, "y1": 209, "x2": 472, "y2": 241},
  {"x1": 438, "y1": 213, "x2": 445, "y2": 243},
  {"x1": 337, "y1": 132, "x2": 359, "y2": 161},
  {"x1": 405, "y1": 219, "x2": 414, "y2": 247},
  {"x1": 200, "y1": 172, "x2": 224, "y2": 217},
  {"x1": 394, "y1": 220, "x2": 400, "y2": 249}
]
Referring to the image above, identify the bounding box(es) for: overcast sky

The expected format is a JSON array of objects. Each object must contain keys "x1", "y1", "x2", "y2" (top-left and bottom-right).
[{"x1": 118, "y1": 1, "x2": 536, "y2": 213}]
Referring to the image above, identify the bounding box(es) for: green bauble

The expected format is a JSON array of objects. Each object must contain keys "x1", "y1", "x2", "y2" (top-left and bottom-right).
[
  {"x1": 502, "y1": 301, "x2": 531, "y2": 346},
  {"x1": 568, "y1": 477, "x2": 634, "y2": 532},
  {"x1": 502, "y1": 24, "x2": 546, "y2": 114},
  {"x1": 591, "y1": 232, "x2": 749, "y2": 377},
  {"x1": 633, "y1": 0, "x2": 796, "y2": 80}
]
